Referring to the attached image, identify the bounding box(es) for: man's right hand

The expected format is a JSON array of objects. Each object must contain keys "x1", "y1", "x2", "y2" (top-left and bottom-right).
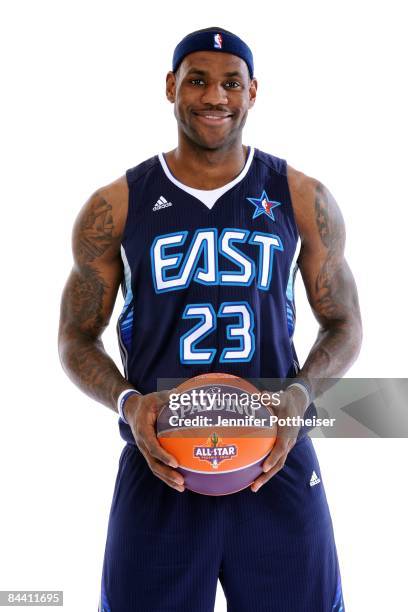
[{"x1": 123, "y1": 390, "x2": 185, "y2": 493}]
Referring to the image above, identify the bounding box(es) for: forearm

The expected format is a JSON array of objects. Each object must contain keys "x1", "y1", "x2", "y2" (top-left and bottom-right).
[
  {"x1": 297, "y1": 317, "x2": 362, "y2": 401},
  {"x1": 59, "y1": 332, "x2": 134, "y2": 411}
]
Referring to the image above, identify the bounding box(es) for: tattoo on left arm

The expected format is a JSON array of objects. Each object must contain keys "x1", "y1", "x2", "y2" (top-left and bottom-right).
[{"x1": 296, "y1": 181, "x2": 362, "y2": 401}]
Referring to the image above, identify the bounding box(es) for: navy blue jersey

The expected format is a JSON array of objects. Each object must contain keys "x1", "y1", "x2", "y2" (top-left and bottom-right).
[
  {"x1": 99, "y1": 147, "x2": 345, "y2": 612},
  {"x1": 117, "y1": 146, "x2": 305, "y2": 440}
]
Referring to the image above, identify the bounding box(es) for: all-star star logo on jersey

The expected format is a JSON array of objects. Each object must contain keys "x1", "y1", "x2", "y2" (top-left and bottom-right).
[{"x1": 246, "y1": 190, "x2": 282, "y2": 221}]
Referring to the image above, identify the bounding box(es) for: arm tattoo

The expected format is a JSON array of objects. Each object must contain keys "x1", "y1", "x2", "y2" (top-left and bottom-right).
[
  {"x1": 62, "y1": 334, "x2": 127, "y2": 408},
  {"x1": 297, "y1": 182, "x2": 362, "y2": 399},
  {"x1": 314, "y1": 182, "x2": 347, "y2": 322},
  {"x1": 68, "y1": 192, "x2": 117, "y2": 332},
  {"x1": 77, "y1": 194, "x2": 114, "y2": 263},
  {"x1": 65, "y1": 266, "x2": 108, "y2": 331},
  {"x1": 59, "y1": 192, "x2": 130, "y2": 410},
  {"x1": 314, "y1": 182, "x2": 331, "y2": 248}
]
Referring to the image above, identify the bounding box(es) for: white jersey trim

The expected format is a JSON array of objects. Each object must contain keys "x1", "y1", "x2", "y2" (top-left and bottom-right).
[{"x1": 158, "y1": 146, "x2": 255, "y2": 209}]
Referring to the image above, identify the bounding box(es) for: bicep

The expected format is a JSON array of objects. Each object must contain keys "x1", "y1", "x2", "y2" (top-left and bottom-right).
[
  {"x1": 59, "y1": 189, "x2": 124, "y2": 339},
  {"x1": 296, "y1": 181, "x2": 360, "y2": 328}
]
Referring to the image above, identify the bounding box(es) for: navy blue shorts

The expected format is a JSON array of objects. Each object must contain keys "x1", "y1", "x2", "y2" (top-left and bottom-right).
[{"x1": 99, "y1": 435, "x2": 344, "y2": 611}]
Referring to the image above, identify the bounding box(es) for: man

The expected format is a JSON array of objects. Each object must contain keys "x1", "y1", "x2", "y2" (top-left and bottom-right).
[{"x1": 58, "y1": 27, "x2": 361, "y2": 612}]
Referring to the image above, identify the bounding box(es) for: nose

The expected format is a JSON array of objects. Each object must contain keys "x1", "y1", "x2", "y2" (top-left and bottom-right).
[{"x1": 200, "y1": 81, "x2": 228, "y2": 106}]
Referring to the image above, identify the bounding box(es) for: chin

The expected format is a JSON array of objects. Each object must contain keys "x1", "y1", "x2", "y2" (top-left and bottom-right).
[
  {"x1": 193, "y1": 131, "x2": 236, "y2": 152},
  {"x1": 199, "y1": 140, "x2": 227, "y2": 151}
]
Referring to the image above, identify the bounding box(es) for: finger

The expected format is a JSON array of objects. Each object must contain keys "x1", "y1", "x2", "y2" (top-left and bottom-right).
[
  {"x1": 155, "y1": 388, "x2": 176, "y2": 406},
  {"x1": 149, "y1": 458, "x2": 185, "y2": 490},
  {"x1": 150, "y1": 469, "x2": 185, "y2": 492},
  {"x1": 250, "y1": 470, "x2": 273, "y2": 493},
  {"x1": 251, "y1": 454, "x2": 288, "y2": 492},
  {"x1": 140, "y1": 393, "x2": 165, "y2": 415},
  {"x1": 138, "y1": 445, "x2": 185, "y2": 492},
  {"x1": 288, "y1": 438, "x2": 297, "y2": 452},
  {"x1": 149, "y1": 458, "x2": 184, "y2": 486},
  {"x1": 261, "y1": 390, "x2": 285, "y2": 415},
  {"x1": 138, "y1": 426, "x2": 179, "y2": 468},
  {"x1": 262, "y1": 437, "x2": 291, "y2": 473}
]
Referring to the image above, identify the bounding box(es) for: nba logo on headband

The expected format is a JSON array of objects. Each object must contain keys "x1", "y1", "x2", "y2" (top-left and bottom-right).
[
  {"x1": 214, "y1": 33, "x2": 223, "y2": 49},
  {"x1": 172, "y1": 29, "x2": 254, "y2": 79}
]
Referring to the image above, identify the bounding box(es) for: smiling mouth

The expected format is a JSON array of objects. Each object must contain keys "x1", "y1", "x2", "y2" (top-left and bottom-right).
[{"x1": 192, "y1": 112, "x2": 233, "y2": 125}]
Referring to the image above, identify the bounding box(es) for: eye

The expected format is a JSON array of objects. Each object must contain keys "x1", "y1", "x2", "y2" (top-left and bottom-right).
[
  {"x1": 225, "y1": 81, "x2": 241, "y2": 89},
  {"x1": 190, "y1": 79, "x2": 205, "y2": 86}
]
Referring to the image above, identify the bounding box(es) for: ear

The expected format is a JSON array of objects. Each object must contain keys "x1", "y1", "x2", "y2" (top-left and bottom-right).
[
  {"x1": 248, "y1": 77, "x2": 258, "y2": 109},
  {"x1": 166, "y1": 71, "x2": 176, "y2": 103}
]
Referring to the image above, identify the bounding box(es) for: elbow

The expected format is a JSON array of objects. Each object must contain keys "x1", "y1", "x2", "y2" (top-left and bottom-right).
[
  {"x1": 57, "y1": 321, "x2": 99, "y2": 374},
  {"x1": 321, "y1": 312, "x2": 363, "y2": 362},
  {"x1": 350, "y1": 315, "x2": 363, "y2": 361},
  {"x1": 336, "y1": 313, "x2": 363, "y2": 363},
  {"x1": 349, "y1": 291, "x2": 363, "y2": 357},
  {"x1": 57, "y1": 324, "x2": 74, "y2": 374}
]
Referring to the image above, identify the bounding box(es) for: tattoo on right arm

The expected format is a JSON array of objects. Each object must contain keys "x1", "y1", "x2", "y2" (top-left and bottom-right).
[
  {"x1": 59, "y1": 191, "x2": 131, "y2": 410},
  {"x1": 77, "y1": 195, "x2": 114, "y2": 263}
]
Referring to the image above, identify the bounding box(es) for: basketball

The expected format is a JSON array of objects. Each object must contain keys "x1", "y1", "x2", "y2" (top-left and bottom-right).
[{"x1": 156, "y1": 373, "x2": 277, "y2": 495}]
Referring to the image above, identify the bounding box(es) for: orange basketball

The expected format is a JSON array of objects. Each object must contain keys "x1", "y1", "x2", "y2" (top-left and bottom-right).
[{"x1": 157, "y1": 373, "x2": 277, "y2": 495}]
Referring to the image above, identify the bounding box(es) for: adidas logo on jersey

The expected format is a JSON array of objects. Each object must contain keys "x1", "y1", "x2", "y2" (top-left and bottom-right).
[
  {"x1": 309, "y1": 471, "x2": 321, "y2": 487},
  {"x1": 153, "y1": 196, "x2": 173, "y2": 211}
]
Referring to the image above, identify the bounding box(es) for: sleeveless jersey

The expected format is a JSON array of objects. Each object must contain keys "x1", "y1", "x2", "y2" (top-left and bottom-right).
[{"x1": 117, "y1": 146, "x2": 309, "y2": 443}]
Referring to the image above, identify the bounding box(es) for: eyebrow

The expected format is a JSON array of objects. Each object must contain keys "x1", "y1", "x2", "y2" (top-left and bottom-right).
[{"x1": 186, "y1": 68, "x2": 243, "y2": 78}]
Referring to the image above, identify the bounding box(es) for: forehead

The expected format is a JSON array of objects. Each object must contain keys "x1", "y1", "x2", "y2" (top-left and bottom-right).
[{"x1": 178, "y1": 51, "x2": 248, "y2": 77}]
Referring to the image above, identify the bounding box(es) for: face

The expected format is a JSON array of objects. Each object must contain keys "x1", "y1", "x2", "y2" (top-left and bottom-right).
[{"x1": 166, "y1": 51, "x2": 257, "y2": 151}]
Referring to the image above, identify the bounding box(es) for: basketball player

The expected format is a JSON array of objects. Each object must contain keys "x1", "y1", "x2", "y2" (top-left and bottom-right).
[{"x1": 58, "y1": 27, "x2": 362, "y2": 612}]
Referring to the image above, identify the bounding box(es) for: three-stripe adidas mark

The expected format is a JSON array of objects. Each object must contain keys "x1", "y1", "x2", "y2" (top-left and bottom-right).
[
  {"x1": 153, "y1": 196, "x2": 173, "y2": 211},
  {"x1": 310, "y1": 471, "x2": 321, "y2": 487}
]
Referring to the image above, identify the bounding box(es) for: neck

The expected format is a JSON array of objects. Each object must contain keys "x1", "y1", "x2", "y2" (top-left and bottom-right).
[{"x1": 164, "y1": 136, "x2": 248, "y2": 190}]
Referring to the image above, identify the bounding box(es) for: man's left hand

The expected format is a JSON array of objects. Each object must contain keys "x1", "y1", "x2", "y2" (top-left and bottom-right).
[{"x1": 251, "y1": 386, "x2": 309, "y2": 492}]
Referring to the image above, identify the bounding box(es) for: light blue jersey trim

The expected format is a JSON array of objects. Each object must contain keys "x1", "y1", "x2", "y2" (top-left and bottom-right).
[
  {"x1": 117, "y1": 244, "x2": 134, "y2": 378},
  {"x1": 285, "y1": 236, "x2": 301, "y2": 339}
]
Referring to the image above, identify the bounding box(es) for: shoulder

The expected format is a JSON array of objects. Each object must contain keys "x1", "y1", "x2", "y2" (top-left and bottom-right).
[
  {"x1": 95, "y1": 174, "x2": 129, "y2": 220},
  {"x1": 286, "y1": 165, "x2": 317, "y2": 241},
  {"x1": 286, "y1": 164, "x2": 318, "y2": 200},
  {"x1": 253, "y1": 151, "x2": 325, "y2": 246},
  {"x1": 82, "y1": 155, "x2": 160, "y2": 241},
  {"x1": 88, "y1": 174, "x2": 129, "y2": 237},
  {"x1": 286, "y1": 163, "x2": 345, "y2": 249},
  {"x1": 92, "y1": 152, "x2": 160, "y2": 216},
  {"x1": 253, "y1": 148, "x2": 287, "y2": 176},
  {"x1": 126, "y1": 155, "x2": 160, "y2": 187},
  {"x1": 72, "y1": 174, "x2": 128, "y2": 264}
]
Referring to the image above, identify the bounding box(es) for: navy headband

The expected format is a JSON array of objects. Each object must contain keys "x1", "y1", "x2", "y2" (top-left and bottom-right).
[{"x1": 172, "y1": 29, "x2": 254, "y2": 79}]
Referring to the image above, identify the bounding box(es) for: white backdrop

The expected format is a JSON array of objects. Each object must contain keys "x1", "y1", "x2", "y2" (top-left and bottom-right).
[{"x1": 1, "y1": 0, "x2": 407, "y2": 610}]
